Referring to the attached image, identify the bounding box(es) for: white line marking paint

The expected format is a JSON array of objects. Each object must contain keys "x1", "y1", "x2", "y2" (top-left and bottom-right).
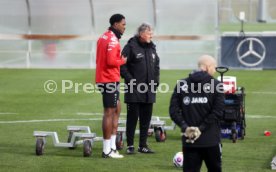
[
  {"x1": 246, "y1": 115, "x2": 276, "y2": 119},
  {"x1": 165, "y1": 91, "x2": 276, "y2": 94},
  {"x1": 0, "y1": 118, "x2": 102, "y2": 124},
  {"x1": 76, "y1": 112, "x2": 102, "y2": 116},
  {"x1": 249, "y1": 91, "x2": 276, "y2": 95},
  {"x1": 77, "y1": 112, "x2": 126, "y2": 116},
  {"x1": 76, "y1": 112, "x2": 276, "y2": 120},
  {"x1": 153, "y1": 116, "x2": 170, "y2": 119},
  {"x1": 76, "y1": 112, "x2": 170, "y2": 119},
  {"x1": 0, "y1": 114, "x2": 275, "y2": 124},
  {"x1": 0, "y1": 112, "x2": 18, "y2": 115},
  {"x1": 156, "y1": 115, "x2": 276, "y2": 119}
]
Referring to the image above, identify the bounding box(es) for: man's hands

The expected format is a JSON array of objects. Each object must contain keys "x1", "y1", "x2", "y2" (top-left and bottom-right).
[
  {"x1": 193, "y1": 127, "x2": 201, "y2": 140},
  {"x1": 183, "y1": 127, "x2": 196, "y2": 138},
  {"x1": 182, "y1": 127, "x2": 201, "y2": 143}
]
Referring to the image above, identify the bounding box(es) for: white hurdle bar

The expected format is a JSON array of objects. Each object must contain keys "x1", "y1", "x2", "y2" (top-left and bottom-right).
[{"x1": 33, "y1": 126, "x2": 102, "y2": 147}]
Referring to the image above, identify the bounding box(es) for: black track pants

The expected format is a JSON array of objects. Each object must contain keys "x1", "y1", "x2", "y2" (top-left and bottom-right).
[
  {"x1": 183, "y1": 144, "x2": 222, "y2": 172},
  {"x1": 126, "y1": 103, "x2": 153, "y2": 147}
]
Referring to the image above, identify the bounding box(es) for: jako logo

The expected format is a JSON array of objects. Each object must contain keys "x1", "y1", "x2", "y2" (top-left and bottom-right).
[
  {"x1": 191, "y1": 97, "x2": 208, "y2": 104},
  {"x1": 183, "y1": 97, "x2": 208, "y2": 105}
]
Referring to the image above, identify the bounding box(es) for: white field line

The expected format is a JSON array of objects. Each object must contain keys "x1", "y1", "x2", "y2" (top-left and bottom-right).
[
  {"x1": 0, "y1": 114, "x2": 275, "y2": 124},
  {"x1": 76, "y1": 112, "x2": 171, "y2": 119},
  {"x1": 153, "y1": 115, "x2": 276, "y2": 119},
  {"x1": 248, "y1": 91, "x2": 276, "y2": 95},
  {"x1": 154, "y1": 116, "x2": 170, "y2": 119},
  {"x1": 164, "y1": 91, "x2": 276, "y2": 94},
  {"x1": 76, "y1": 112, "x2": 103, "y2": 116},
  {"x1": 77, "y1": 112, "x2": 276, "y2": 119},
  {"x1": 0, "y1": 118, "x2": 102, "y2": 124},
  {"x1": 246, "y1": 115, "x2": 276, "y2": 119},
  {"x1": 77, "y1": 112, "x2": 126, "y2": 116},
  {"x1": 43, "y1": 90, "x2": 276, "y2": 94},
  {"x1": 0, "y1": 112, "x2": 18, "y2": 115}
]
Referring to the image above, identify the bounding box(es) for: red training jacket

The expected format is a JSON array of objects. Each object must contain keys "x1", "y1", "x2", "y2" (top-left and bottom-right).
[{"x1": 95, "y1": 30, "x2": 126, "y2": 83}]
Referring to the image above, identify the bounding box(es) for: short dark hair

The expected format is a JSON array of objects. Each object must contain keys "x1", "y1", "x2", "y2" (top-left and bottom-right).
[{"x1": 109, "y1": 14, "x2": 125, "y2": 26}]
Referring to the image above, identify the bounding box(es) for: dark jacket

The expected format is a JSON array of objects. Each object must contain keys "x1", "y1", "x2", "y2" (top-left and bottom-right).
[
  {"x1": 120, "y1": 36, "x2": 160, "y2": 103},
  {"x1": 169, "y1": 70, "x2": 225, "y2": 147}
]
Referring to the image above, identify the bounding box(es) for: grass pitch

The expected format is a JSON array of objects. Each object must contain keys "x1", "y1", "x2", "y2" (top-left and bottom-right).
[{"x1": 0, "y1": 69, "x2": 276, "y2": 172}]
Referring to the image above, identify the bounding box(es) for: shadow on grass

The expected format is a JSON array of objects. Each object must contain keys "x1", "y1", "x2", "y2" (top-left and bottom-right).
[
  {"x1": 0, "y1": 142, "x2": 35, "y2": 156},
  {"x1": 0, "y1": 142, "x2": 104, "y2": 158},
  {"x1": 264, "y1": 147, "x2": 276, "y2": 170}
]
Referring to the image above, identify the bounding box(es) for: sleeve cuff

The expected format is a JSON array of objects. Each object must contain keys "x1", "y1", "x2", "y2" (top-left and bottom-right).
[
  {"x1": 199, "y1": 124, "x2": 206, "y2": 132},
  {"x1": 181, "y1": 123, "x2": 188, "y2": 133}
]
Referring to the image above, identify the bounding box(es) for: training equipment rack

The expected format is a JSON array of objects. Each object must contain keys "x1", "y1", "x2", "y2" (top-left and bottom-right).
[{"x1": 33, "y1": 126, "x2": 102, "y2": 157}]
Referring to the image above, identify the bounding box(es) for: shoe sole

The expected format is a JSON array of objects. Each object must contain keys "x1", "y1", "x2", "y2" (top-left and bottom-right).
[
  {"x1": 102, "y1": 152, "x2": 124, "y2": 158},
  {"x1": 138, "y1": 151, "x2": 154, "y2": 154},
  {"x1": 102, "y1": 156, "x2": 124, "y2": 158}
]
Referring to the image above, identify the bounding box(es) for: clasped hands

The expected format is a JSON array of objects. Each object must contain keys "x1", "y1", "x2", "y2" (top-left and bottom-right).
[{"x1": 182, "y1": 127, "x2": 201, "y2": 143}]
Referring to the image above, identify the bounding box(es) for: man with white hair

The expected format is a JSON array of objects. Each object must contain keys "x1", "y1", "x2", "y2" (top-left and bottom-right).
[
  {"x1": 121, "y1": 23, "x2": 160, "y2": 154},
  {"x1": 169, "y1": 55, "x2": 224, "y2": 172}
]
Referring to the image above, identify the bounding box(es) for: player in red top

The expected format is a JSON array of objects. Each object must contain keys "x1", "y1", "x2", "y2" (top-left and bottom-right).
[{"x1": 95, "y1": 14, "x2": 127, "y2": 158}]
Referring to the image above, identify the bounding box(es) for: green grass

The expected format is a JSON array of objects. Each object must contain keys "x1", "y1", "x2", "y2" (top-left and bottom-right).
[{"x1": 0, "y1": 69, "x2": 276, "y2": 172}]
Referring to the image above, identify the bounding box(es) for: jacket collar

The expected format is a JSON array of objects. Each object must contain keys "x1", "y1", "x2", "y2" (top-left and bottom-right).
[
  {"x1": 109, "y1": 27, "x2": 122, "y2": 39},
  {"x1": 134, "y1": 36, "x2": 154, "y2": 48}
]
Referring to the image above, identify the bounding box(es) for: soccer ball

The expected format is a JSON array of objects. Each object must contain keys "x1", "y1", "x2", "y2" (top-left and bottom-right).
[{"x1": 173, "y1": 152, "x2": 184, "y2": 168}]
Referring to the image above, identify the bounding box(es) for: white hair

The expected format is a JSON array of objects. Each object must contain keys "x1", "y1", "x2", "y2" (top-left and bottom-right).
[
  {"x1": 135, "y1": 22, "x2": 152, "y2": 36},
  {"x1": 198, "y1": 55, "x2": 216, "y2": 68}
]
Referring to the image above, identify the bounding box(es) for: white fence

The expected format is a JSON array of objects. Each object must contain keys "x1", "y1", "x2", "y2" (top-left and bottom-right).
[
  {"x1": 2, "y1": 0, "x2": 275, "y2": 69},
  {"x1": 0, "y1": 0, "x2": 219, "y2": 69}
]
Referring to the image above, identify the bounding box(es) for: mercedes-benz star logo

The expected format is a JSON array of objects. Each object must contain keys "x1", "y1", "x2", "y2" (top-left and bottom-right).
[{"x1": 236, "y1": 38, "x2": 266, "y2": 67}]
